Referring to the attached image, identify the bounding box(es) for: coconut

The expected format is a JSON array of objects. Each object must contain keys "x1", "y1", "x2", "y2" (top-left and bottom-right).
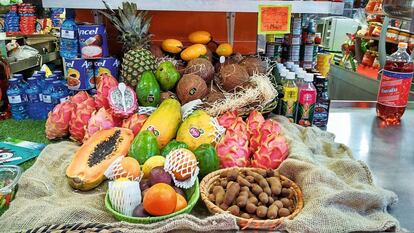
[
  {"x1": 150, "y1": 44, "x2": 164, "y2": 58},
  {"x1": 160, "y1": 91, "x2": 178, "y2": 102},
  {"x1": 240, "y1": 57, "x2": 266, "y2": 76},
  {"x1": 218, "y1": 63, "x2": 250, "y2": 92},
  {"x1": 203, "y1": 83, "x2": 225, "y2": 103},
  {"x1": 176, "y1": 74, "x2": 208, "y2": 104},
  {"x1": 184, "y1": 58, "x2": 215, "y2": 83}
]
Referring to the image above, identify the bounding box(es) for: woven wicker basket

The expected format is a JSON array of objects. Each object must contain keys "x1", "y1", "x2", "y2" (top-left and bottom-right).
[{"x1": 200, "y1": 167, "x2": 303, "y2": 230}]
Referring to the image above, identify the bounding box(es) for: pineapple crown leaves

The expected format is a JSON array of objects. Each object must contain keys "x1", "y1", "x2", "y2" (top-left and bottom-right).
[{"x1": 99, "y1": 1, "x2": 152, "y2": 51}]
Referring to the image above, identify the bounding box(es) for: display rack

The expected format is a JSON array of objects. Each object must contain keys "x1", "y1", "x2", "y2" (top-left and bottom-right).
[
  {"x1": 42, "y1": 0, "x2": 344, "y2": 14},
  {"x1": 9, "y1": 51, "x2": 59, "y2": 73}
]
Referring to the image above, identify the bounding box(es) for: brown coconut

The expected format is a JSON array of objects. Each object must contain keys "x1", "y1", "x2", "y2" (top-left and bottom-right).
[
  {"x1": 203, "y1": 83, "x2": 225, "y2": 103},
  {"x1": 150, "y1": 44, "x2": 164, "y2": 58},
  {"x1": 160, "y1": 91, "x2": 178, "y2": 103},
  {"x1": 176, "y1": 74, "x2": 208, "y2": 104},
  {"x1": 240, "y1": 57, "x2": 266, "y2": 76},
  {"x1": 184, "y1": 58, "x2": 215, "y2": 83},
  {"x1": 218, "y1": 63, "x2": 250, "y2": 92},
  {"x1": 214, "y1": 52, "x2": 245, "y2": 73}
]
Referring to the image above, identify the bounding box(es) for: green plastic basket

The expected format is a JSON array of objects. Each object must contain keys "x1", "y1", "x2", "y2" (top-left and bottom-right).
[{"x1": 105, "y1": 179, "x2": 199, "y2": 224}]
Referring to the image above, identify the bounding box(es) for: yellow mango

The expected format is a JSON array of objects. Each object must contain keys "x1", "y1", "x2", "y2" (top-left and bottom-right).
[
  {"x1": 161, "y1": 39, "x2": 183, "y2": 54},
  {"x1": 180, "y1": 44, "x2": 207, "y2": 61},
  {"x1": 216, "y1": 43, "x2": 233, "y2": 57},
  {"x1": 188, "y1": 31, "x2": 212, "y2": 44}
]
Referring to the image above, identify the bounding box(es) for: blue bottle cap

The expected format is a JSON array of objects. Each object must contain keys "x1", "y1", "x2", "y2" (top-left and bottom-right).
[
  {"x1": 48, "y1": 75, "x2": 58, "y2": 81},
  {"x1": 13, "y1": 74, "x2": 23, "y2": 80},
  {"x1": 37, "y1": 71, "x2": 46, "y2": 75},
  {"x1": 53, "y1": 70, "x2": 63, "y2": 77},
  {"x1": 45, "y1": 78, "x2": 54, "y2": 84},
  {"x1": 27, "y1": 77, "x2": 37, "y2": 84},
  {"x1": 9, "y1": 78, "x2": 18, "y2": 83}
]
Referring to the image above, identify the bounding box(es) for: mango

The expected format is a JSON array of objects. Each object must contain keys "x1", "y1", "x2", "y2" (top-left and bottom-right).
[
  {"x1": 180, "y1": 44, "x2": 207, "y2": 61},
  {"x1": 161, "y1": 39, "x2": 183, "y2": 54},
  {"x1": 188, "y1": 31, "x2": 212, "y2": 44},
  {"x1": 216, "y1": 43, "x2": 233, "y2": 57}
]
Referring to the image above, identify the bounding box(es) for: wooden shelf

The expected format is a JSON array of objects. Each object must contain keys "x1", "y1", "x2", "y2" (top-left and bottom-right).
[{"x1": 42, "y1": 0, "x2": 344, "y2": 14}]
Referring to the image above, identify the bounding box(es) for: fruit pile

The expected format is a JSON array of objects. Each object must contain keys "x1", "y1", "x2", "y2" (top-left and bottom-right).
[{"x1": 208, "y1": 168, "x2": 297, "y2": 220}]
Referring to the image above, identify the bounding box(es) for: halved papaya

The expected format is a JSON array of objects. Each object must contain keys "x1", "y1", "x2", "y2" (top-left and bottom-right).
[{"x1": 66, "y1": 127, "x2": 134, "y2": 191}]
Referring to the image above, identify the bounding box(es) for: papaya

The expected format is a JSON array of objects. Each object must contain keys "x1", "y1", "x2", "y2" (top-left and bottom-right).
[
  {"x1": 161, "y1": 140, "x2": 188, "y2": 157},
  {"x1": 136, "y1": 71, "x2": 161, "y2": 107},
  {"x1": 176, "y1": 110, "x2": 219, "y2": 151},
  {"x1": 161, "y1": 39, "x2": 183, "y2": 54},
  {"x1": 188, "y1": 31, "x2": 212, "y2": 44},
  {"x1": 140, "y1": 98, "x2": 182, "y2": 148},
  {"x1": 129, "y1": 130, "x2": 160, "y2": 164},
  {"x1": 194, "y1": 144, "x2": 219, "y2": 178},
  {"x1": 180, "y1": 44, "x2": 207, "y2": 61},
  {"x1": 66, "y1": 128, "x2": 134, "y2": 191}
]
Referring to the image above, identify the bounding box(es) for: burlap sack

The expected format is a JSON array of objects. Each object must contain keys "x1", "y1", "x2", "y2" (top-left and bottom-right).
[{"x1": 0, "y1": 116, "x2": 400, "y2": 232}]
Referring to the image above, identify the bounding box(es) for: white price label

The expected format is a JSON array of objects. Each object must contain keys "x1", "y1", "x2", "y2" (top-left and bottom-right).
[
  {"x1": 43, "y1": 95, "x2": 52, "y2": 103},
  {"x1": 8, "y1": 95, "x2": 22, "y2": 104}
]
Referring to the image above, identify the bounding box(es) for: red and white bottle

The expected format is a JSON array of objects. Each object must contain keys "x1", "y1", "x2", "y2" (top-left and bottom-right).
[{"x1": 376, "y1": 42, "x2": 413, "y2": 125}]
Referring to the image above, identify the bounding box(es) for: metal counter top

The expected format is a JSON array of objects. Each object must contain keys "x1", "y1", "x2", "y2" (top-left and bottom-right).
[{"x1": 326, "y1": 101, "x2": 414, "y2": 231}]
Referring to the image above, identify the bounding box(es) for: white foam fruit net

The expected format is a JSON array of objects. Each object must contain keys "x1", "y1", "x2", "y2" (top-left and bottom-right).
[
  {"x1": 104, "y1": 156, "x2": 142, "y2": 182},
  {"x1": 211, "y1": 117, "x2": 226, "y2": 144},
  {"x1": 138, "y1": 106, "x2": 157, "y2": 115},
  {"x1": 108, "y1": 180, "x2": 141, "y2": 217},
  {"x1": 181, "y1": 99, "x2": 203, "y2": 120},
  {"x1": 164, "y1": 149, "x2": 199, "y2": 189}
]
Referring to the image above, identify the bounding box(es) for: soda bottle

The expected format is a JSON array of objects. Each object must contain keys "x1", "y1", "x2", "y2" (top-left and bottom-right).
[
  {"x1": 42, "y1": 78, "x2": 55, "y2": 113},
  {"x1": 296, "y1": 73, "x2": 317, "y2": 126},
  {"x1": 25, "y1": 77, "x2": 44, "y2": 119},
  {"x1": 7, "y1": 78, "x2": 28, "y2": 120},
  {"x1": 376, "y1": 42, "x2": 413, "y2": 125},
  {"x1": 313, "y1": 75, "x2": 330, "y2": 129},
  {"x1": 281, "y1": 72, "x2": 298, "y2": 123},
  {"x1": 60, "y1": 9, "x2": 79, "y2": 59},
  {"x1": 51, "y1": 81, "x2": 70, "y2": 106}
]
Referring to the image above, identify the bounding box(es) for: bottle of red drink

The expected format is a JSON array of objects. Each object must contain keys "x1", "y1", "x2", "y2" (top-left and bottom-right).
[
  {"x1": 376, "y1": 42, "x2": 413, "y2": 125},
  {"x1": 296, "y1": 73, "x2": 317, "y2": 126}
]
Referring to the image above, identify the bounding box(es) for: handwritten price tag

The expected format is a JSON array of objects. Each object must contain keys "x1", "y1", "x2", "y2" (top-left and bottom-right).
[{"x1": 258, "y1": 5, "x2": 291, "y2": 34}]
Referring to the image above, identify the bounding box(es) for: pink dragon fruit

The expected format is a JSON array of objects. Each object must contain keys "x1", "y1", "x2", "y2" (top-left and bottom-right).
[
  {"x1": 249, "y1": 119, "x2": 282, "y2": 153},
  {"x1": 122, "y1": 113, "x2": 148, "y2": 136},
  {"x1": 83, "y1": 107, "x2": 116, "y2": 142},
  {"x1": 216, "y1": 117, "x2": 250, "y2": 168},
  {"x1": 217, "y1": 110, "x2": 238, "y2": 129},
  {"x1": 45, "y1": 101, "x2": 74, "y2": 140},
  {"x1": 251, "y1": 134, "x2": 289, "y2": 169},
  {"x1": 108, "y1": 84, "x2": 138, "y2": 119},
  {"x1": 94, "y1": 74, "x2": 118, "y2": 109},
  {"x1": 246, "y1": 111, "x2": 265, "y2": 153},
  {"x1": 70, "y1": 91, "x2": 90, "y2": 104},
  {"x1": 69, "y1": 101, "x2": 96, "y2": 144}
]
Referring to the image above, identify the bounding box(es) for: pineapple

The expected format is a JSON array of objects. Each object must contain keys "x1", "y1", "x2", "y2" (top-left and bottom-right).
[{"x1": 100, "y1": 1, "x2": 156, "y2": 89}]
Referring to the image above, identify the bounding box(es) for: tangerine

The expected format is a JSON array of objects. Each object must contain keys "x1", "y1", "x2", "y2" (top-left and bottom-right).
[
  {"x1": 174, "y1": 193, "x2": 188, "y2": 212},
  {"x1": 114, "y1": 157, "x2": 141, "y2": 180},
  {"x1": 143, "y1": 183, "x2": 177, "y2": 216}
]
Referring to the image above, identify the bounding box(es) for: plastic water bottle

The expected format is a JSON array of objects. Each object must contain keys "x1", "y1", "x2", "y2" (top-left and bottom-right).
[
  {"x1": 42, "y1": 78, "x2": 55, "y2": 113},
  {"x1": 60, "y1": 9, "x2": 79, "y2": 59},
  {"x1": 13, "y1": 74, "x2": 28, "y2": 91},
  {"x1": 51, "y1": 81, "x2": 70, "y2": 106},
  {"x1": 25, "y1": 77, "x2": 44, "y2": 119},
  {"x1": 35, "y1": 70, "x2": 47, "y2": 92},
  {"x1": 7, "y1": 78, "x2": 28, "y2": 120}
]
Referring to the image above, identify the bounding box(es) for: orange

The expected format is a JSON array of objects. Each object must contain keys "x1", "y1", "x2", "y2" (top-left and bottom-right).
[
  {"x1": 174, "y1": 193, "x2": 188, "y2": 212},
  {"x1": 143, "y1": 183, "x2": 177, "y2": 216},
  {"x1": 114, "y1": 157, "x2": 141, "y2": 180}
]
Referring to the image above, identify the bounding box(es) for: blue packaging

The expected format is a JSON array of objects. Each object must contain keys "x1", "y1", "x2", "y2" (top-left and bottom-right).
[
  {"x1": 64, "y1": 58, "x2": 95, "y2": 90},
  {"x1": 78, "y1": 24, "x2": 109, "y2": 59},
  {"x1": 93, "y1": 57, "x2": 120, "y2": 85}
]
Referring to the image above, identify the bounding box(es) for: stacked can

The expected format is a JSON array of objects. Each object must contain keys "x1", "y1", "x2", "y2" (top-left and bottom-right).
[
  {"x1": 51, "y1": 8, "x2": 64, "y2": 27},
  {"x1": 4, "y1": 6, "x2": 19, "y2": 33},
  {"x1": 18, "y1": 3, "x2": 36, "y2": 34}
]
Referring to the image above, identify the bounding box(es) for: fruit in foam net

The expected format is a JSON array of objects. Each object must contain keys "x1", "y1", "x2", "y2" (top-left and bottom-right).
[
  {"x1": 129, "y1": 130, "x2": 160, "y2": 164},
  {"x1": 188, "y1": 31, "x2": 212, "y2": 44},
  {"x1": 166, "y1": 148, "x2": 198, "y2": 181},
  {"x1": 180, "y1": 44, "x2": 207, "y2": 61},
  {"x1": 121, "y1": 113, "x2": 148, "y2": 136},
  {"x1": 69, "y1": 98, "x2": 96, "y2": 143},
  {"x1": 142, "y1": 155, "x2": 166, "y2": 178},
  {"x1": 140, "y1": 98, "x2": 182, "y2": 148},
  {"x1": 66, "y1": 128, "x2": 134, "y2": 191},
  {"x1": 83, "y1": 107, "x2": 116, "y2": 142},
  {"x1": 175, "y1": 194, "x2": 188, "y2": 212},
  {"x1": 161, "y1": 39, "x2": 183, "y2": 54},
  {"x1": 114, "y1": 157, "x2": 141, "y2": 180},
  {"x1": 176, "y1": 110, "x2": 219, "y2": 151},
  {"x1": 149, "y1": 166, "x2": 172, "y2": 186},
  {"x1": 45, "y1": 101, "x2": 74, "y2": 140},
  {"x1": 246, "y1": 110, "x2": 265, "y2": 153},
  {"x1": 94, "y1": 74, "x2": 118, "y2": 110},
  {"x1": 143, "y1": 183, "x2": 177, "y2": 216},
  {"x1": 216, "y1": 117, "x2": 250, "y2": 168},
  {"x1": 108, "y1": 84, "x2": 137, "y2": 119},
  {"x1": 176, "y1": 74, "x2": 208, "y2": 104},
  {"x1": 216, "y1": 43, "x2": 233, "y2": 57}
]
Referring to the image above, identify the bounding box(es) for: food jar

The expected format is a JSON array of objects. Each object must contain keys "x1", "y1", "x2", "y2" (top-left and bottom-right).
[
  {"x1": 371, "y1": 23, "x2": 382, "y2": 37},
  {"x1": 0, "y1": 165, "x2": 21, "y2": 211},
  {"x1": 362, "y1": 50, "x2": 376, "y2": 67},
  {"x1": 386, "y1": 27, "x2": 399, "y2": 42},
  {"x1": 398, "y1": 30, "x2": 410, "y2": 43}
]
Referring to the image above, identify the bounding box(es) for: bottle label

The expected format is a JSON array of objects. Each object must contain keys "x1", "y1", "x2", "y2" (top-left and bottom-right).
[
  {"x1": 60, "y1": 96, "x2": 70, "y2": 103},
  {"x1": 297, "y1": 89, "x2": 317, "y2": 126},
  {"x1": 43, "y1": 95, "x2": 52, "y2": 103},
  {"x1": 61, "y1": 30, "x2": 75, "y2": 39},
  {"x1": 8, "y1": 95, "x2": 22, "y2": 104},
  {"x1": 313, "y1": 99, "x2": 330, "y2": 127},
  {"x1": 28, "y1": 93, "x2": 40, "y2": 103},
  {"x1": 377, "y1": 70, "x2": 413, "y2": 107},
  {"x1": 39, "y1": 93, "x2": 43, "y2": 101},
  {"x1": 282, "y1": 86, "x2": 298, "y2": 122}
]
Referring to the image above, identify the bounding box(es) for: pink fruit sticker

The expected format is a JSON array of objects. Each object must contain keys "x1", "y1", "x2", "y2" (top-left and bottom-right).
[{"x1": 189, "y1": 127, "x2": 204, "y2": 138}]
